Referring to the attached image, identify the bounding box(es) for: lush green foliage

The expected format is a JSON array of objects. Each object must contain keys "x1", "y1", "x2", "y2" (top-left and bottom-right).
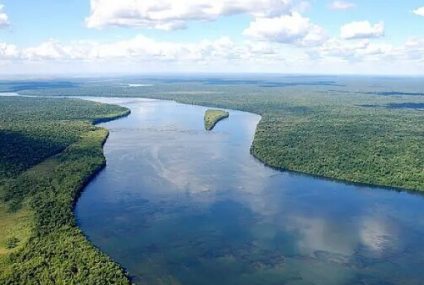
[
  {"x1": 251, "y1": 111, "x2": 424, "y2": 190},
  {"x1": 0, "y1": 97, "x2": 129, "y2": 179},
  {"x1": 19, "y1": 76, "x2": 424, "y2": 191},
  {"x1": 0, "y1": 97, "x2": 130, "y2": 284},
  {"x1": 204, "y1": 109, "x2": 229, "y2": 130},
  {"x1": 0, "y1": 205, "x2": 31, "y2": 257}
]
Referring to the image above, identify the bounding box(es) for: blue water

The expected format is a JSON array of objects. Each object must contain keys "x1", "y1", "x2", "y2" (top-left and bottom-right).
[{"x1": 76, "y1": 97, "x2": 424, "y2": 285}]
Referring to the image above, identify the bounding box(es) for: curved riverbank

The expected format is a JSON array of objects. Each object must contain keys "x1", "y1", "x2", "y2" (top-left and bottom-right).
[
  {"x1": 250, "y1": 136, "x2": 418, "y2": 195},
  {"x1": 3, "y1": 94, "x2": 424, "y2": 284},
  {"x1": 182, "y1": 101, "x2": 424, "y2": 193},
  {"x1": 76, "y1": 97, "x2": 424, "y2": 285},
  {"x1": 170, "y1": 98, "x2": 423, "y2": 194},
  {"x1": 0, "y1": 96, "x2": 132, "y2": 284},
  {"x1": 16, "y1": 86, "x2": 424, "y2": 193}
]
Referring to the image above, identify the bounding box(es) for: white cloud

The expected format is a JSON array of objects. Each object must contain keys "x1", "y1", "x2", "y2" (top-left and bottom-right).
[
  {"x1": 243, "y1": 13, "x2": 327, "y2": 46},
  {"x1": 23, "y1": 41, "x2": 69, "y2": 60},
  {"x1": 0, "y1": 36, "x2": 404, "y2": 64},
  {"x1": 330, "y1": 1, "x2": 355, "y2": 10},
  {"x1": 85, "y1": 0, "x2": 325, "y2": 49},
  {"x1": 7, "y1": 35, "x2": 281, "y2": 65},
  {"x1": 340, "y1": 21, "x2": 384, "y2": 40},
  {"x1": 401, "y1": 38, "x2": 424, "y2": 61},
  {"x1": 2, "y1": 34, "x2": 424, "y2": 75},
  {"x1": 86, "y1": 0, "x2": 294, "y2": 30},
  {"x1": 317, "y1": 39, "x2": 394, "y2": 61},
  {"x1": 0, "y1": 43, "x2": 18, "y2": 59},
  {"x1": 413, "y1": 6, "x2": 424, "y2": 16},
  {"x1": 0, "y1": 4, "x2": 9, "y2": 27}
]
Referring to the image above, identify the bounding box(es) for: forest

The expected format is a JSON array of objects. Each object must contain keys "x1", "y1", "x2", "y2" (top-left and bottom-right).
[
  {"x1": 0, "y1": 96, "x2": 131, "y2": 284},
  {"x1": 19, "y1": 77, "x2": 424, "y2": 191}
]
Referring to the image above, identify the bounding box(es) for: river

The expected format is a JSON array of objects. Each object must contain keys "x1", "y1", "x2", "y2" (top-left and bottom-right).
[{"x1": 75, "y1": 97, "x2": 424, "y2": 285}]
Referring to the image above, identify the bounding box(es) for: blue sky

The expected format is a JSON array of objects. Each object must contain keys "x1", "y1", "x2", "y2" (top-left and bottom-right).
[{"x1": 0, "y1": 0, "x2": 424, "y2": 75}]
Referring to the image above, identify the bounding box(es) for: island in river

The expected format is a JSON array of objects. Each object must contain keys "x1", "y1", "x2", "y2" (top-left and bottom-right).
[{"x1": 204, "y1": 109, "x2": 229, "y2": 130}]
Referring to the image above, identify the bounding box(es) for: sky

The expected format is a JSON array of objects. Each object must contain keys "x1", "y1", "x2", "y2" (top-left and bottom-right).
[{"x1": 0, "y1": 0, "x2": 424, "y2": 76}]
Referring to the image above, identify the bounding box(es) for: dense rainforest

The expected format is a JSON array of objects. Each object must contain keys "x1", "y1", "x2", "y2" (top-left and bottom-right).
[
  {"x1": 0, "y1": 96, "x2": 131, "y2": 284},
  {"x1": 19, "y1": 76, "x2": 424, "y2": 191}
]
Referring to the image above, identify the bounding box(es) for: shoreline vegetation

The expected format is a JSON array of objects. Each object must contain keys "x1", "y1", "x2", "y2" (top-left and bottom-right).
[
  {"x1": 0, "y1": 97, "x2": 131, "y2": 284},
  {"x1": 18, "y1": 79, "x2": 424, "y2": 193},
  {"x1": 204, "y1": 109, "x2": 229, "y2": 130}
]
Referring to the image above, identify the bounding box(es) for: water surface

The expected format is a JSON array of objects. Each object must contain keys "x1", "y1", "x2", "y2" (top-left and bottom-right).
[{"x1": 76, "y1": 97, "x2": 424, "y2": 285}]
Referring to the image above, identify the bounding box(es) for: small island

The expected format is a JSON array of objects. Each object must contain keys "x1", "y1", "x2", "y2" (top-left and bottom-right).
[{"x1": 204, "y1": 109, "x2": 229, "y2": 131}]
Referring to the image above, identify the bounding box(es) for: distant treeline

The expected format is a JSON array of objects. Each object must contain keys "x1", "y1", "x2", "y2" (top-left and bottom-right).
[{"x1": 18, "y1": 78, "x2": 424, "y2": 192}]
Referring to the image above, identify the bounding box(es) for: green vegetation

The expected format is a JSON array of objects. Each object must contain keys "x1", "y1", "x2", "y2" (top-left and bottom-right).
[
  {"x1": 0, "y1": 97, "x2": 130, "y2": 179},
  {"x1": 0, "y1": 96, "x2": 131, "y2": 284},
  {"x1": 19, "y1": 77, "x2": 424, "y2": 191},
  {"x1": 0, "y1": 205, "x2": 31, "y2": 255},
  {"x1": 204, "y1": 109, "x2": 229, "y2": 130}
]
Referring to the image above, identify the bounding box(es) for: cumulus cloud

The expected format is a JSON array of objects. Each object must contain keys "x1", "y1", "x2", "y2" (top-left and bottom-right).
[
  {"x1": 340, "y1": 21, "x2": 384, "y2": 40},
  {"x1": 85, "y1": 0, "x2": 326, "y2": 49},
  {"x1": 0, "y1": 4, "x2": 9, "y2": 27},
  {"x1": 0, "y1": 43, "x2": 18, "y2": 58},
  {"x1": 330, "y1": 1, "x2": 355, "y2": 10},
  {"x1": 0, "y1": 35, "x2": 282, "y2": 65},
  {"x1": 413, "y1": 6, "x2": 424, "y2": 16},
  {"x1": 23, "y1": 41, "x2": 70, "y2": 60},
  {"x1": 317, "y1": 39, "x2": 393, "y2": 61},
  {"x1": 86, "y1": 0, "x2": 294, "y2": 30},
  {"x1": 401, "y1": 38, "x2": 424, "y2": 61},
  {"x1": 2, "y1": 33, "x2": 424, "y2": 75},
  {"x1": 243, "y1": 13, "x2": 327, "y2": 46}
]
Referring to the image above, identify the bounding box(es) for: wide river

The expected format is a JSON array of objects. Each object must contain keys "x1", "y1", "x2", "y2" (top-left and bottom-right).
[{"x1": 76, "y1": 97, "x2": 424, "y2": 285}]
